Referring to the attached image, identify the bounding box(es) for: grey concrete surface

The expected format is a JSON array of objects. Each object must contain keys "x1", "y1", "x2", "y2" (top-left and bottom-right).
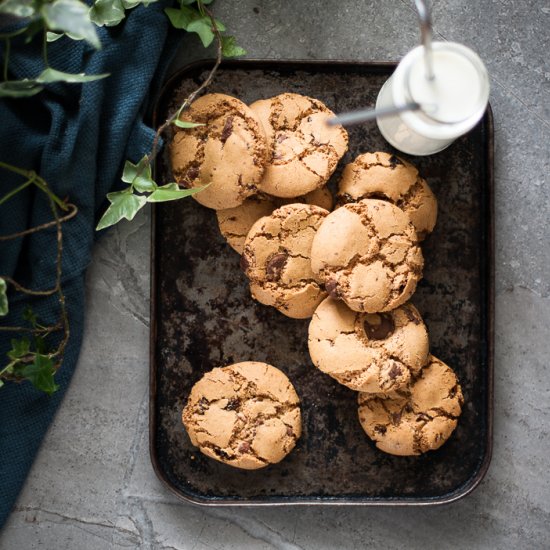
[{"x1": 1, "y1": 0, "x2": 549, "y2": 548}]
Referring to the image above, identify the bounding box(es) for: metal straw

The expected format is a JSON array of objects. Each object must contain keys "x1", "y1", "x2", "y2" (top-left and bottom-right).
[
  {"x1": 327, "y1": 102, "x2": 421, "y2": 127},
  {"x1": 414, "y1": 0, "x2": 435, "y2": 81},
  {"x1": 326, "y1": 1, "x2": 435, "y2": 128}
]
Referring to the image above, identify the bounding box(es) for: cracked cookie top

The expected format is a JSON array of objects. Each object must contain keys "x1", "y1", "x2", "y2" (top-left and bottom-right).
[
  {"x1": 250, "y1": 93, "x2": 348, "y2": 198},
  {"x1": 216, "y1": 187, "x2": 333, "y2": 254},
  {"x1": 241, "y1": 203, "x2": 329, "y2": 319},
  {"x1": 169, "y1": 93, "x2": 268, "y2": 210},
  {"x1": 337, "y1": 152, "x2": 437, "y2": 240},
  {"x1": 308, "y1": 298, "x2": 429, "y2": 393},
  {"x1": 310, "y1": 199, "x2": 424, "y2": 313},
  {"x1": 357, "y1": 355, "x2": 464, "y2": 456},
  {"x1": 182, "y1": 361, "x2": 301, "y2": 470}
]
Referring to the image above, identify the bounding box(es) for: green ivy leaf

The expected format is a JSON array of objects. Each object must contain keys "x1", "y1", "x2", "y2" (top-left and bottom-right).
[
  {"x1": 35, "y1": 336, "x2": 47, "y2": 354},
  {"x1": 173, "y1": 120, "x2": 205, "y2": 129},
  {"x1": 23, "y1": 305, "x2": 38, "y2": 327},
  {"x1": 165, "y1": 6, "x2": 224, "y2": 47},
  {"x1": 146, "y1": 183, "x2": 206, "y2": 203},
  {"x1": 0, "y1": 80, "x2": 43, "y2": 98},
  {"x1": 36, "y1": 67, "x2": 110, "y2": 83},
  {"x1": 8, "y1": 337, "x2": 31, "y2": 360},
  {"x1": 121, "y1": 156, "x2": 156, "y2": 192},
  {"x1": 42, "y1": 0, "x2": 101, "y2": 49},
  {"x1": 186, "y1": 17, "x2": 215, "y2": 47},
  {"x1": 96, "y1": 189, "x2": 147, "y2": 230},
  {"x1": 0, "y1": 278, "x2": 8, "y2": 316},
  {"x1": 46, "y1": 31, "x2": 64, "y2": 42},
  {"x1": 188, "y1": 16, "x2": 225, "y2": 47},
  {"x1": 164, "y1": 6, "x2": 196, "y2": 29},
  {"x1": 0, "y1": 0, "x2": 35, "y2": 17},
  {"x1": 89, "y1": 0, "x2": 126, "y2": 27},
  {"x1": 122, "y1": 0, "x2": 158, "y2": 7},
  {"x1": 14, "y1": 354, "x2": 59, "y2": 395},
  {"x1": 221, "y1": 35, "x2": 246, "y2": 58}
]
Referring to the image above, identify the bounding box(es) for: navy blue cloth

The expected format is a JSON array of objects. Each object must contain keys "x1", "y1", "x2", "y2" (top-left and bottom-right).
[{"x1": 0, "y1": 4, "x2": 179, "y2": 528}]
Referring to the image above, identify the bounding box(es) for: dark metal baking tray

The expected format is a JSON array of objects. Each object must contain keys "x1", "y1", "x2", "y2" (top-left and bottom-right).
[{"x1": 149, "y1": 59, "x2": 494, "y2": 506}]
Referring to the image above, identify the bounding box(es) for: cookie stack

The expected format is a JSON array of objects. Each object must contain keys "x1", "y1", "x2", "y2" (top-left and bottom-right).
[
  {"x1": 172, "y1": 92, "x2": 463, "y2": 467},
  {"x1": 308, "y1": 153, "x2": 463, "y2": 456}
]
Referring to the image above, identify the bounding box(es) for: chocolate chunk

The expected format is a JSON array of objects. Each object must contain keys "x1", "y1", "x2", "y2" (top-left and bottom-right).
[
  {"x1": 374, "y1": 424, "x2": 387, "y2": 435},
  {"x1": 388, "y1": 364, "x2": 402, "y2": 380},
  {"x1": 276, "y1": 134, "x2": 288, "y2": 143},
  {"x1": 225, "y1": 398, "x2": 240, "y2": 411},
  {"x1": 337, "y1": 193, "x2": 355, "y2": 206},
  {"x1": 325, "y1": 279, "x2": 340, "y2": 299},
  {"x1": 391, "y1": 412, "x2": 401, "y2": 425},
  {"x1": 240, "y1": 254, "x2": 250, "y2": 273},
  {"x1": 220, "y1": 116, "x2": 234, "y2": 144},
  {"x1": 198, "y1": 397, "x2": 209, "y2": 414},
  {"x1": 238, "y1": 441, "x2": 250, "y2": 453},
  {"x1": 187, "y1": 167, "x2": 199, "y2": 180},
  {"x1": 214, "y1": 447, "x2": 230, "y2": 459},
  {"x1": 286, "y1": 426, "x2": 293, "y2": 436},
  {"x1": 363, "y1": 313, "x2": 395, "y2": 340},
  {"x1": 404, "y1": 307, "x2": 421, "y2": 325},
  {"x1": 389, "y1": 154, "x2": 403, "y2": 167},
  {"x1": 266, "y1": 253, "x2": 288, "y2": 281},
  {"x1": 180, "y1": 167, "x2": 199, "y2": 188}
]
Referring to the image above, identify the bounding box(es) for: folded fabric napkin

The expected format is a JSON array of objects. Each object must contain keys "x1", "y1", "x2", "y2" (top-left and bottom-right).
[{"x1": 0, "y1": 3, "x2": 178, "y2": 528}]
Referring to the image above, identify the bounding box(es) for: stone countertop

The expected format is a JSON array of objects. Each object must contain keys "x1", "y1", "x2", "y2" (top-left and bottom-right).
[{"x1": 1, "y1": 1, "x2": 549, "y2": 548}]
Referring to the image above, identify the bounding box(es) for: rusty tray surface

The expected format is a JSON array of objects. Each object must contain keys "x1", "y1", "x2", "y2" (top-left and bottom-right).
[{"x1": 150, "y1": 60, "x2": 494, "y2": 505}]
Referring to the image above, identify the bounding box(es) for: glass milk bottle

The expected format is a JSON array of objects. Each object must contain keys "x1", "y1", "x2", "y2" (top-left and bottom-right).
[{"x1": 376, "y1": 41, "x2": 490, "y2": 156}]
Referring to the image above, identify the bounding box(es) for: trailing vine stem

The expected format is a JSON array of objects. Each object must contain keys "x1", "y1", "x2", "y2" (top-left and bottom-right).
[
  {"x1": 0, "y1": 203, "x2": 77, "y2": 242},
  {"x1": 145, "y1": 3, "x2": 223, "y2": 178},
  {"x1": 0, "y1": 162, "x2": 76, "y2": 379}
]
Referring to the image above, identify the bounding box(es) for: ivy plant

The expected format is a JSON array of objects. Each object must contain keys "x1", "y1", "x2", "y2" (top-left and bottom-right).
[{"x1": 0, "y1": 0, "x2": 245, "y2": 393}]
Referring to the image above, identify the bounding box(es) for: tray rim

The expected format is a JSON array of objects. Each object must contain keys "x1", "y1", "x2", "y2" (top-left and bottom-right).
[{"x1": 149, "y1": 58, "x2": 494, "y2": 507}]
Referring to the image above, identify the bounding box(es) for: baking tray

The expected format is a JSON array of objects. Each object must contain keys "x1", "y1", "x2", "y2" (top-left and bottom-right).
[{"x1": 149, "y1": 60, "x2": 494, "y2": 506}]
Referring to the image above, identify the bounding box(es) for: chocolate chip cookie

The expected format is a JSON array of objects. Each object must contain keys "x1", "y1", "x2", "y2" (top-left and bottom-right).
[
  {"x1": 250, "y1": 93, "x2": 348, "y2": 198},
  {"x1": 311, "y1": 199, "x2": 424, "y2": 313},
  {"x1": 308, "y1": 298, "x2": 429, "y2": 393},
  {"x1": 241, "y1": 203, "x2": 329, "y2": 319},
  {"x1": 358, "y1": 355, "x2": 463, "y2": 456},
  {"x1": 170, "y1": 93, "x2": 268, "y2": 210},
  {"x1": 216, "y1": 187, "x2": 333, "y2": 254},
  {"x1": 182, "y1": 361, "x2": 301, "y2": 469},
  {"x1": 337, "y1": 152, "x2": 437, "y2": 240}
]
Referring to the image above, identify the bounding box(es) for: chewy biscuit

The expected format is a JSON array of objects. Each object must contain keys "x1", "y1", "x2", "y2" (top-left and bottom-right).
[
  {"x1": 311, "y1": 199, "x2": 424, "y2": 313},
  {"x1": 182, "y1": 361, "x2": 301, "y2": 469},
  {"x1": 357, "y1": 355, "x2": 463, "y2": 456},
  {"x1": 337, "y1": 152, "x2": 437, "y2": 240},
  {"x1": 308, "y1": 298, "x2": 429, "y2": 393},
  {"x1": 241, "y1": 203, "x2": 329, "y2": 319},
  {"x1": 250, "y1": 93, "x2": 348, "y2": 198},
  {"x1": 216, "y1": 187, "x2": 333, "y2": 254},
  {"x1": 170, "y1": 93, "x2": 268, "y2": 210}
]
